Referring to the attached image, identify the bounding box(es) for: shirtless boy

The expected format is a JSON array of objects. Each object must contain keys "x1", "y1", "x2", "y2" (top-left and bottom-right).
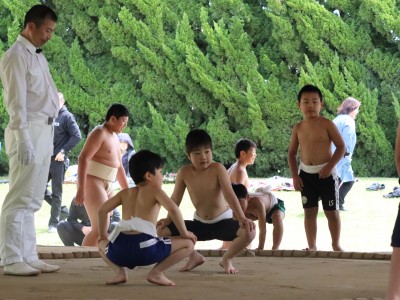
[
  {"x1": 157, "y1": 129, "x2": 255, "y2": 274},
  {"x1": 232, "y1": 184, "x2": 284, "y2": 250},
  {"x1": 75, "y1": 104, "x2": 130, "y2": 246},
  {"x1": 227, "y1": 138, "x2": 284, "y2": 250},
  {"x1": 288, "y1": 84, "x2": 345, "y2": 251},
  {"x1": 227, "y1": 138, "x2": 257, "y2": 189},
  {"x1": 98, "y1": 150, "x2": 196, "y2": 286}
]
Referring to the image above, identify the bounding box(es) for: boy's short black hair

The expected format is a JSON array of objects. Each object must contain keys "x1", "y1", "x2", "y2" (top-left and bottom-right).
[
  {"x1": 129, "y1": 150, "x2": 164, "y2": 184},
  {"x1": 297, "y1": 84, "x2": 323, "y2": 102},
  {"x1": 24, "y1": 5, "x2": 58, "y2": 28},
  {"x1": 231, "y1": 183, "x2": 248, "y2": 200},
  {"x1": 234, "y1": 138, "x2": 257, "y2": 158},
  {"x1": 185, "y1": 129, "x2": 212, "y2": 155},
  {"x1": 105, "y1": 103, "x2": 130, "y2": 121}
]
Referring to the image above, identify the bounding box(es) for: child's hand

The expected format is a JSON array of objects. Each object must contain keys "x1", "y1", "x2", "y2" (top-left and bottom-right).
[
  {"x1": 74, "y1": 189, "x2": 85, "y2": 205},
  {"x1": 319, "y1": 166, "x2": 332, "y2": 179},
  {"x1": 182, "y1": 231, "x2": 197, "y2": 244},
  {"x1": 292, "y1": 175, "x2": 303, "y2": 191},
  {"x1": 239, "y1": 218, "x2": 256, "y2": 231},
  {"x1": 156, "y1": 218, "x2": 171, "y2": 230}
]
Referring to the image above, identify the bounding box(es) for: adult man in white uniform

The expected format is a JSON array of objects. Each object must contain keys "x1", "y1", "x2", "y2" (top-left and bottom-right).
[{"x1": 0, "y1": 5, "x2": 60, "y2": 276}]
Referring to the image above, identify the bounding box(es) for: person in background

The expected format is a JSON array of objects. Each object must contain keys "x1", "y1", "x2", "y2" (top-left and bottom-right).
[
  {"x1": 118, "y1": 133, "x2": 135, "y2": 187},
  {"x1": 332, "y1": 97, "x2": 361, "y2": 211},
  {"x1": 0, "y1": 5, "x2": 60, "y2": 276},
  {"x1": 44, "y1": 92, "x2": 82, "y2": 233},
  {"x1": 57, "y1": 197, "x2": 120, "y2": 246},
  {"x1": 75, "y1": 104, "x2": 129, "y2": 246},
  {"x1": 118, "y1": 133, "x2": 135, "y2": 177}
]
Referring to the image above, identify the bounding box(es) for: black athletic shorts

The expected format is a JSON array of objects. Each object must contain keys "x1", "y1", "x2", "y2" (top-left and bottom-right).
[
  {"x1": 168, "y1": 219, "x2": 240, "y2": 241},
  {"x1": 299, "y1": 170, "x2": 339, "y2": 211},
  {"x1": 391, "y1": 203, "x2": 400, "y2": 247}
]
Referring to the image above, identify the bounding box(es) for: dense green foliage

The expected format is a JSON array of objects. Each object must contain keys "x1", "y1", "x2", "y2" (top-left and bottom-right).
[{"x1": 0, "y1": 0, "x2": 399, "y2": 177}]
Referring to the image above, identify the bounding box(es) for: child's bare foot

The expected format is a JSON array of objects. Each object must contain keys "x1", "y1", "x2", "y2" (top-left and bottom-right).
[
  {"x1": 332, "y1": 245, "x2": 343, "y2": 251},
  {"x1": 219, "y1": 258, "x2": 238, "y2": 274},
  {"x1": 146, "y1": 272, "x2": 175, "y2": 286},
  {"x1": 179, "y1": 251, "x2": 205, "y2": 272},
  {"x1": 106, "y1": 268, "x2": 128, "y2": 285}
]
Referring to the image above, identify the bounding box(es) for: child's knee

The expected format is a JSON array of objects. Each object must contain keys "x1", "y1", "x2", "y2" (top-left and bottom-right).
[
  {"x1": 272, "y1": 211, "x2": 284, "y2": 223},
  {"x1": 243, "y1": 228, "x2": 256, "y2": 241}
]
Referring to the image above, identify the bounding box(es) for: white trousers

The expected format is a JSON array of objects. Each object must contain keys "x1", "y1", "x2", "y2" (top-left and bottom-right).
[{"x1": 0, "y1": 121, "x2": 53, "y2": 265}]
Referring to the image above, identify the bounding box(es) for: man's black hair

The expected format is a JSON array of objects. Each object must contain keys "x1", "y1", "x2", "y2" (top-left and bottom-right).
[
  {"x1": 24, "y1": 5, "x2": 58, "y2": 28},
  {"x1": 129, "y1": 150, "x2": 164, "y2": 185}
]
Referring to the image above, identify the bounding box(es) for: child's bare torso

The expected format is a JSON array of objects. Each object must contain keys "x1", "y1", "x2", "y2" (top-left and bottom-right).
[
  {"x1": 181, "y1": 163, "x2": 230, "y2": 220},
  {"x1": 297, "y1": 117, "x2": 333, "y2": 165},
  {"x1": 91, "y1": 125, "x2": 122, "y2": 168}
]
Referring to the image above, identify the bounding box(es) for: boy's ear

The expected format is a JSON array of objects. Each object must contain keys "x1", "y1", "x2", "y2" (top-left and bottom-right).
[{"x1": 144, "y1": 171, "x2": 152, "y2": 180}]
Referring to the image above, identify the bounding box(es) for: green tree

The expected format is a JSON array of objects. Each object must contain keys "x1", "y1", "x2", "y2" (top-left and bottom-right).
[{"x1": 0, "y1": 0, "x2": 398, "y2": 177}]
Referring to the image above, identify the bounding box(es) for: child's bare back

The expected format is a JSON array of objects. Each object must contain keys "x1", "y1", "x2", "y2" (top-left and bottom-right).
[
  {"x1": 98, "y1": 150, "x2": 196, "y2": 286},
  {"x1": 118, "y1": 185, "x2": 163, "y2": 225},
  {"x1": 227, "y1": 162, "x2": 250, "y2": 188}
]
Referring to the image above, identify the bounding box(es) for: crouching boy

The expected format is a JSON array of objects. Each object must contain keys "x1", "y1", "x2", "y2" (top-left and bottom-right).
[{"x1": 98, "y1": 150, "x2": 197, "y2": 286}]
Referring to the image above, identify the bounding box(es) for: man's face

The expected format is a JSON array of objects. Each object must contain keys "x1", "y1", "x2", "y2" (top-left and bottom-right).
[{"x1": 28, "y1": 18, "x2": 56, "y2": 47}]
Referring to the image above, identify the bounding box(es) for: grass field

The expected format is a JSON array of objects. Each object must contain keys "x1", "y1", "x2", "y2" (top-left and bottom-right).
[{"x1": 0, "y1": 177, "x2": 398, "y2": 253}]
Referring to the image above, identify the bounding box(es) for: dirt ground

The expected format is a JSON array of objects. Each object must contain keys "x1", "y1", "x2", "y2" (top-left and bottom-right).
[{"x1": 0, "y1": 246, "x2": 390, "y2": 300}]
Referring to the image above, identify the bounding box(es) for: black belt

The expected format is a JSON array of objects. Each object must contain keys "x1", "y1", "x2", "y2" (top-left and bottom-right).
[{"x1": 47, "y1": 117, "x2": 54, "y2": 125}]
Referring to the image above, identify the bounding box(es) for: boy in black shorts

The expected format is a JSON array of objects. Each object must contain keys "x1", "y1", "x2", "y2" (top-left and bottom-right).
[
  {"x1": 157, "y1": 129, "x2": 255, "y2": 274},
  {"x1": 288, "y1": 85, "x2": 345, "y2": 251}
]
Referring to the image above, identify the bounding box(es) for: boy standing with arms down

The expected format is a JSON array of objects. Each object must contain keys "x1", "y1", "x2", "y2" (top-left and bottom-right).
[
  {"x1": 98, "y1": 150, "x2": 196, "y2": 286},
  {"x1": 75, "y1": 104, "x2": 130, "y2": 246},
  {"x1": 288, "y1": 84, "x2": 345, "y2": 252},
  {"x1": 157, "y1": 129, "x2": 255, "y2": 274},
  {"x1": 227, "y1": 138, "x2": 285, "y2": 250}
]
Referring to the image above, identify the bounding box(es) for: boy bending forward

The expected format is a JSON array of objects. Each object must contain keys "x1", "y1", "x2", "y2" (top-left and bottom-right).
[
  {"x1": 228, "y1": 138, "x2": 285, "y2": 250},
  {"x1": 157, "y1": 129, "x2": 255, "y2": 274},
  {"x1": 98, "y1": 150, "x2": 196, "y2": 286}
]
